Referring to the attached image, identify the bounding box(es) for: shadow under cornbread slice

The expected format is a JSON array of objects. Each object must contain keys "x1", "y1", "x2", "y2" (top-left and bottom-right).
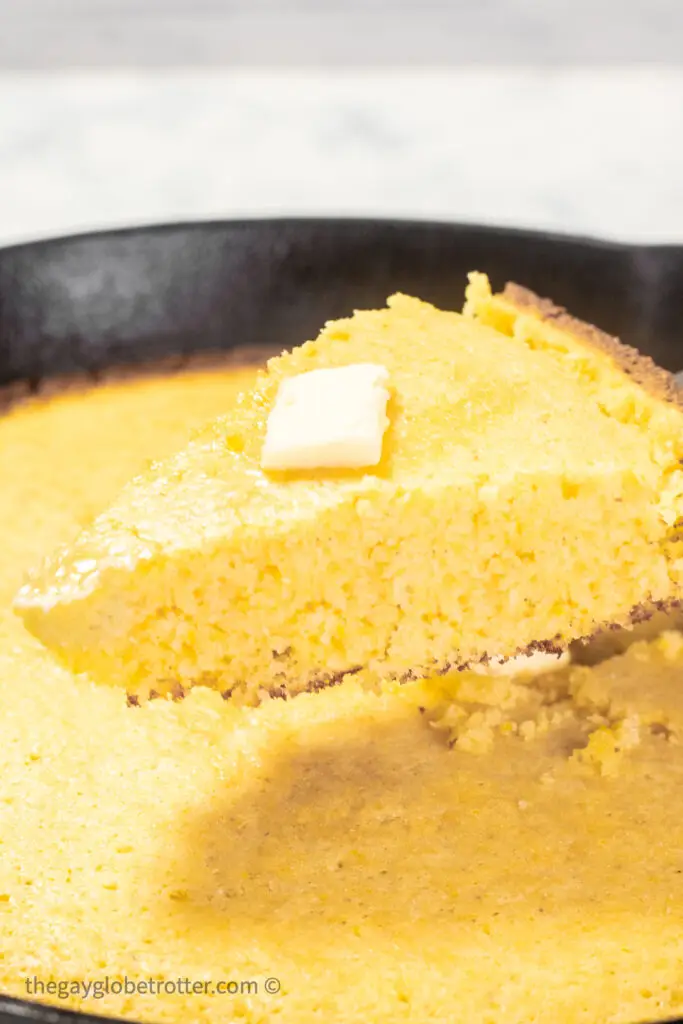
[{"x1": 14, "y1": 274, "x2": 683, "y2": 702}]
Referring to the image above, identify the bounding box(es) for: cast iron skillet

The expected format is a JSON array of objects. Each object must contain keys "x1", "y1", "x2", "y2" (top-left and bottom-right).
[{"x1": 0, "y1": 217, "x2": 682, "y2": 1024}]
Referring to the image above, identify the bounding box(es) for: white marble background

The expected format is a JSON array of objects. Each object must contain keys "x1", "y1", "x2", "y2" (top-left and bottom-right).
[
  {"x1": 1, "y1": 1, "x2": 682, "y2": 247},
  {"x1": 1, "y1": 69, "x2": 683, "y2": 247}
]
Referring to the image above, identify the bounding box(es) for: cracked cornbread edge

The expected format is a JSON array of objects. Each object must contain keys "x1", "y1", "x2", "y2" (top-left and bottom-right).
[{"x1": 502, "y1": 282, "x2": 683, "y2": 410}]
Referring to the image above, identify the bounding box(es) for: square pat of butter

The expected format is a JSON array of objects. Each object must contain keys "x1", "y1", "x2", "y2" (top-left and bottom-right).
[{"x1": 261, "y1": 363, "x2": 390, "y2": 471}]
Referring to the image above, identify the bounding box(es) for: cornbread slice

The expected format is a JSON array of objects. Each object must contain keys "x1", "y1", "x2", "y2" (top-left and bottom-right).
[{"x1": 14, "y1": 275, "x2": 683, "y2": 701}]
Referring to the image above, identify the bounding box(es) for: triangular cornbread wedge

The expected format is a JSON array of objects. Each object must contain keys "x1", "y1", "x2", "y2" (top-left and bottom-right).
[{"x1": 14, "y1": 274, "x2": 683, "y2": 702}]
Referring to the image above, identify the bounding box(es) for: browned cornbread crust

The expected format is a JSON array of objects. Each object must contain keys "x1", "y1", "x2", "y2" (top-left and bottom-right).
[
  {"x1": 502, "y1": 282, "x2": 682, "y2": 409},
  {"x1": 401, "y1": 605, "x2": 683, "y2": 687}
]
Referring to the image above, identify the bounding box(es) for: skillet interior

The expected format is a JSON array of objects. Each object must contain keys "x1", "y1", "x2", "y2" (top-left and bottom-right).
[
  {"x1": 1, "y1": 218, "x2": 683, "y2": 387},
  {"x1": 1, "y1": 217, "x2": 683, "y2": 1024}
]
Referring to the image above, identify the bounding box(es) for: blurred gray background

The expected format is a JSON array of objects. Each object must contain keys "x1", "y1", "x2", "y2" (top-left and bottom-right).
[
  {"x1": 3, "y1": 0, "x2": 683, "y2": 65},
  {"x1": 1, "y1": 0, "x2": 682, "y2": 245}
]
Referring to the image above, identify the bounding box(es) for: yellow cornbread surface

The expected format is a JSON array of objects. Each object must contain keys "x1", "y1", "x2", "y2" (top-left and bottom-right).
[
  {"x1": 3, "y1": 366, "x2": 683, "y2": 1024},
  {"x1": 15, "y1": 278, "x2": 683, "y2": 701}
]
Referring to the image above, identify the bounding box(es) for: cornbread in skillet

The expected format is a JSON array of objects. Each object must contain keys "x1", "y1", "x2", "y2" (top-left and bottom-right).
[
  {"x1": 15, "y1": 276, "x2": 683, "y2": 701},
  {"x1": 4, "y1": 362, "x2": 683, "y2": 1024}
]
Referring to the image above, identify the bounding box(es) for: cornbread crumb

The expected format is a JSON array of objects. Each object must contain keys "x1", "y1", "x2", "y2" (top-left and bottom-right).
[
  {"x1": 431, "y1": 705, "x2": 503, "y2": 753},
  {"x1": 571, "y1": 716, "x2": 642, "y2": 778},
  {"x1": 655, "y1": 629, "x2": 683, "y2": 662}
]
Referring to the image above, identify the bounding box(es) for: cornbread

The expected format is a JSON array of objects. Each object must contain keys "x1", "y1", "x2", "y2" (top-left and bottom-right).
[
  {"x1": 14, "y1": 275, "x2": 683, "y2": 701},
  {"x1": 3, "y1": 363, "x2": 683, "y2": 1024}
]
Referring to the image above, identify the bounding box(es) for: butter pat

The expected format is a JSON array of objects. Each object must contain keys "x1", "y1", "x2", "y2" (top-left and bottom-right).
[{"x1": 261, "y1": 363, "x2": 390, "y2": 470}]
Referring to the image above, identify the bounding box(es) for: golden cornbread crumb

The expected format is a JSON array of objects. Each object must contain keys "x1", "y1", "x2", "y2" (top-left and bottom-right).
[
  {"x1": 655, "y1": 628, "x2": 683, "y2": 662},
  {"x1": 15, "y1": 277, "x2": 683, "y2": 702},
  {"x1": 570, "y1": 716, "x2": 642, "y2": 778},
  {"x1": 465, "y1": 273, "x2": 683, "y2": 410},
  {"x1": 3, "y1": 367, "x2": 683, "y2": 1023}
]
